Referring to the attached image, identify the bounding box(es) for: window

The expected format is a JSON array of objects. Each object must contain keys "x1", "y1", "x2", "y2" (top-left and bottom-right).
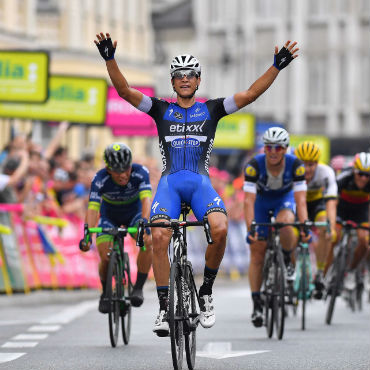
[
  {"x1": 308, "y1": 0, "x2": 329, "y2": 16},
  {"x1": 307, "y1": 56, "x2": 328, "y2": 107}
]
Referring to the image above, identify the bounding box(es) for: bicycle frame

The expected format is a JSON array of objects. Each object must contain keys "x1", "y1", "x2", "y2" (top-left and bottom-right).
[
  {"x1": 85, "y1": 225, "x2": 137, "y2": 346},
  {"x1": 137, "y1": 209, "x2": 213, "y2": 370}
]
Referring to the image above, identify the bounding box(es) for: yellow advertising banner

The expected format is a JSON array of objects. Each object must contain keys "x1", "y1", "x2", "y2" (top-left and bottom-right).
[
  {"x1": 214, "y1": 113, "x2": 255, "y2": 149},
  {"x1": 0, "y1": 75, "x2": 107, "y2": 124},
  {"x1": 0, "y1": 51, "x2": 49, "y2": 103},
  {"x1": 290, "y1": 135, "x2": 330, "y2": 164}
]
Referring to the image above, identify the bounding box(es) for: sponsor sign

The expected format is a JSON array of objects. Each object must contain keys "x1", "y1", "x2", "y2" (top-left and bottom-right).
[
  {"x1": 290, "y1": 135, "x2": 330, "y2": 164},
  {"x1": 214, "y1": 113, "x2": 255, "y2": 149},
  {"x1": 0, "y1": 50, "x2": 49, "y2": 103},
  {"x1": 0, "y1": 75, "x2": 107, "y2": 124},
  {"x1": 106, "y1": 86, "x2": 157, "y2": 136}
]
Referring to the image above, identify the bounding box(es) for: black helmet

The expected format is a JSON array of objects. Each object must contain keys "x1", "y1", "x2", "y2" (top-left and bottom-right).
[{"x1": 103, "y1": 143, "x2": 132, "y2": 172}]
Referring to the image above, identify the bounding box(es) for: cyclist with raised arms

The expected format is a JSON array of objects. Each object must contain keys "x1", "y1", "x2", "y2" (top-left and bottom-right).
[
  {"x1": 94, "y1": 32, "x2": 299, "y2": 336},
  {"x1": 243, "y1": 127, "x2": 309, "y2": 328},
  {"x1": 79, "y1": 143, "x2": 153, "y2": 313},
  {"x1": 294, "y1": 141, "x2": 337, "y2": 299},
  {"x1": 330, "y1": 152, "x2": 370, "y2": 288}
]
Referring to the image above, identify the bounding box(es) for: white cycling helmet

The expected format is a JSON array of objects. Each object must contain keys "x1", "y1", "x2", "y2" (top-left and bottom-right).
[
  {"x1": 170, "y1": 54, "x2": 201, "y2": 77},
  {"x1": 262, "y1": 127, "x2": 290, "y2": 147},
  {"x1": 354, "y1": 152, "x2": 370, "y2": 173}
]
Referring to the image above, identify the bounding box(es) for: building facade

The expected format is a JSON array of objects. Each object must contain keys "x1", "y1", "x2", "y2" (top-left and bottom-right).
[
  {"x1": 152, "y1": 0, "x2": 370, "y2": 138},
  {"x1": 0, "y1": 0, "x2": 155, "y2": 160}
]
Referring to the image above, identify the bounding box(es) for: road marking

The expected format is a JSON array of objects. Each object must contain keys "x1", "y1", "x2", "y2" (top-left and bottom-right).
[
  {"x1": 2, "y1": 342, "x2": 39, "y2": 348},
  {"x1": 40, "y1": 300, "x2": 96, "y2": 324},
  {"x1": 196, "y1": 342, "x2": 270, "y2": 360},
  {"x1": 12, "y1": 334, "x2": 49, "y2": 340},
  {"x1": 0, "y1": 320, "x2": 32, "y2": 326},
  {"x1": 28, "y1": 325, "x2": 61, "y2": 332},
  {"x1": 0, "y1": 353, "x2": 26, "y2": 363}
]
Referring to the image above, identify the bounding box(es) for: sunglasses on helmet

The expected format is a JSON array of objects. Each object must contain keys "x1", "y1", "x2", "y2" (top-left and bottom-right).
[
  {"x1": 172, "y1": 69, "x2": 199, "y2": 80},
  {"x1": 265, "y1": 144, "x2": 285, "y2": 152}
]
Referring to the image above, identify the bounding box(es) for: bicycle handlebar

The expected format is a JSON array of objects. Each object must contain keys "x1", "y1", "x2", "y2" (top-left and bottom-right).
[
  {"x1": 87, "y1": 226, "x2": 137, "y2": 235},
  {"x1": 250, "y1": 220, "x2": 331, "y2": 238},
  {"x1": 336, "y1": 220, "x2": 370, "y2": 231},
  {"x1": 136, "y1": 217, "x2": 213, "y2": 248}
]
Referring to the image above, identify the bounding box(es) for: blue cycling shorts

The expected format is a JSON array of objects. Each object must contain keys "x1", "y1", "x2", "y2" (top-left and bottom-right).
[
  {"x1": 251, "y1": 191, "x2": 296, "y2": 240},
  {"x1": 150, "y1": 170, "x2": 227, "y2": 221}
]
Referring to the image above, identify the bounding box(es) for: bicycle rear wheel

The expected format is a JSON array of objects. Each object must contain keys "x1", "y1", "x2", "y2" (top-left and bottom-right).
[
  {"x1": 106, "y1": 251, "x2": 122, "y2": 347},
  {"x1": 184, "y1": 262, "x2": 197, "y2": 370},
  {"x1": 326, "y1": 245, "x2": 346, "y2": 325},
  {"x1": 121, "y1": 252, "x2": 133, "y2": 345},
  {"x1": 169, "y1": 262, "x2": 184, "y2": 370},
  {"x1": 274, "y1": 250, "x2": 285, "y2": 340}
]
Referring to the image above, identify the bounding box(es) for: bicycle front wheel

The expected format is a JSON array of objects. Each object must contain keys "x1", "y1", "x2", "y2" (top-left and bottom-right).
[
  {"x1": 106, "y1": 251, "x2": 122, "y2": 347},
  {"x1": 300, "y1": 255, "x2": 307, "y2": 331},
  {"x1": 184, "y1": 262, "x2": 197, "y2": 370},
  {"x1": 263, "y1": 263, "x2": 274, "y2": 339},
  {"x1": 274, "y1": 250, "x2": 285, "y2": 340},
  {"x1": 169, "y1": 262, "x2": 184, "y2": 370},
  {"x1": 121, "y1": 252, "x2": 133, "y2": 345}
]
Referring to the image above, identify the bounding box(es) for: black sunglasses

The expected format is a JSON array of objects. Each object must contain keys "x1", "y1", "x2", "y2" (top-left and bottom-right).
[
  {"x1": 355, "y1": 170, "x2": 370, "y2": 178},
  {"x1": 172, "y1": 69, "x2": 199, "y2": 80}
]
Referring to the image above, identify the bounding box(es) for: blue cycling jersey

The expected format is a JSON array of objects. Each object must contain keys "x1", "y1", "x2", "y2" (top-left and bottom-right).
[
  {"x1": 243, "y1": 153, "x2": 306, "y2": 197},
  {"x1": 137, "y1": 96, "x2": 238, "y2": 176},
  {"x1": 136, "y1": 94, "x2": 238, "y2": 220}
]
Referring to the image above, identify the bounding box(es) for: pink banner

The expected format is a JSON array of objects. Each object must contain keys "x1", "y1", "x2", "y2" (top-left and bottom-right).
[{"x1": 106, "y1": 86, "x2": 157, "y2": 136}]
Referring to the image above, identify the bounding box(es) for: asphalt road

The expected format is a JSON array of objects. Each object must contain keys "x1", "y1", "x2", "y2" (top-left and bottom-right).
[{"x1": 0, "y1": 278, "x2": 369, "y2": 370}]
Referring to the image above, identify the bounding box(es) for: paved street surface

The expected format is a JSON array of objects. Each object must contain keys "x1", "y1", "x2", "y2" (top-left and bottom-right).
[{"x1": 0, "y1": 278, "x2": 369, "y2": 370}]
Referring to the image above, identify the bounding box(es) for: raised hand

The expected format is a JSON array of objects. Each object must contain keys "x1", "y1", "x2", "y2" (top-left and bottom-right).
[
  {"x1": 94, "y1": 32, "x2": 117, "y2": 61},
  {"x1": 273, "y1": 40, "x2": 299, "y2": 70}
]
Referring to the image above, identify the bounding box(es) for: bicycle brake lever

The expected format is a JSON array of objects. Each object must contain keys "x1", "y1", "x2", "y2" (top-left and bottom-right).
[
  {"x1": 203, "y1": 217, "x2": 213, "y2": 244},
  {"x1": 136, "y1": 220, "x2": 145, "y2": 248},
  {"x1": 250, "y1": 220, "x2": 256, "y2": 238}
]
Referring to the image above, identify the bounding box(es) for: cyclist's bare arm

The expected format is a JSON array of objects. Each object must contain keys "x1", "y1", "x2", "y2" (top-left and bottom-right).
[
  {"x1": 106, "y1": 59, "x2": 143, "y2": 107},
  {"x1": 244, "y1": 191, "x2": 258, "y2": 242},
  {"x1": 294, "y1": 190, "x2": 308, "y2": 223},
  {"x1": 233, "y1": 41, "x2": 299, "y2": 109},
  {"x1": 141, "y1": 196, "x2": 151, "y2": 220},
  {"x1": 95, "y1": 32, "x2": 143, "y2": 108},
  {"x1": 244, "y1": 191, "x2": 256, "y2": 229},
  {"x1": 85, "y1": 208, "x2": 99, "y2": 228},
  {"x1": 326, "y1": 198, "x2": 337, "y2": 234}
]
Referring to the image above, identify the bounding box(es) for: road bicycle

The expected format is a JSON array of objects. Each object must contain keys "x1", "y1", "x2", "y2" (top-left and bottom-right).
[
  {"x1": 325, "y1": 221, "x2": 370, "y2": 324},
  {"x1": 137, "y1": 204, "x2": 213, "y2": 370},
  {"x1": 293, "y1": 221, "x2": 329, "y2": 330},
  {"x1": 250, "y1": 217, "x2": 327, "y2": 339},
  {"x1": 84, "y1": 224, "x2": 138, "y2": 347}
]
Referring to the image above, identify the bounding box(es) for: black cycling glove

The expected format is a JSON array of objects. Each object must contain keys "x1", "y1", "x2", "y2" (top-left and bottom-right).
[
  {"x1": 273, "y1": 47, "x2": 294, "y2": 70},
  {"x1": 96, "y1": 37, "x2": 116, "y2": 61}
]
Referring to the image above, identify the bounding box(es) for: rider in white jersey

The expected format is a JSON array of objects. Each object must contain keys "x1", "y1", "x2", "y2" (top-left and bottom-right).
[{"x1": 295, "y1": 141, "x2": 337, "y2": 298}]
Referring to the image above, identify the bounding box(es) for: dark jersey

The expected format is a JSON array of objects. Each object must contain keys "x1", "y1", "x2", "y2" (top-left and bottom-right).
[
  {"x1": 337, "y1": 169, "x2": 370, "y2": 205},
  {"x1": 88, "y1": 163, "x2": 152, "y2": 212},
  {"x1": 137, "y1": 96, "x2": 238, "y2": 176}
]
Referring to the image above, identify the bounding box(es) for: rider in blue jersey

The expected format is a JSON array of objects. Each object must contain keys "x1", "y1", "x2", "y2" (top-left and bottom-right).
[
  {"x1": 95, "y1": 31, "x2": 299, "y2": 336},
  {"x1": 79, "y1": 143, "x2": 153, "y2": 313},
  {"x1": 243, "y1": 127, "x2": 309, "y2": 327}
]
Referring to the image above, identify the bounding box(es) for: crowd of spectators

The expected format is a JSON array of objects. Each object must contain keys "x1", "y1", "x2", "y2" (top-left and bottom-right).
[{"x1": 0, "y1": 122, "x2": 95, "y2": 223}]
